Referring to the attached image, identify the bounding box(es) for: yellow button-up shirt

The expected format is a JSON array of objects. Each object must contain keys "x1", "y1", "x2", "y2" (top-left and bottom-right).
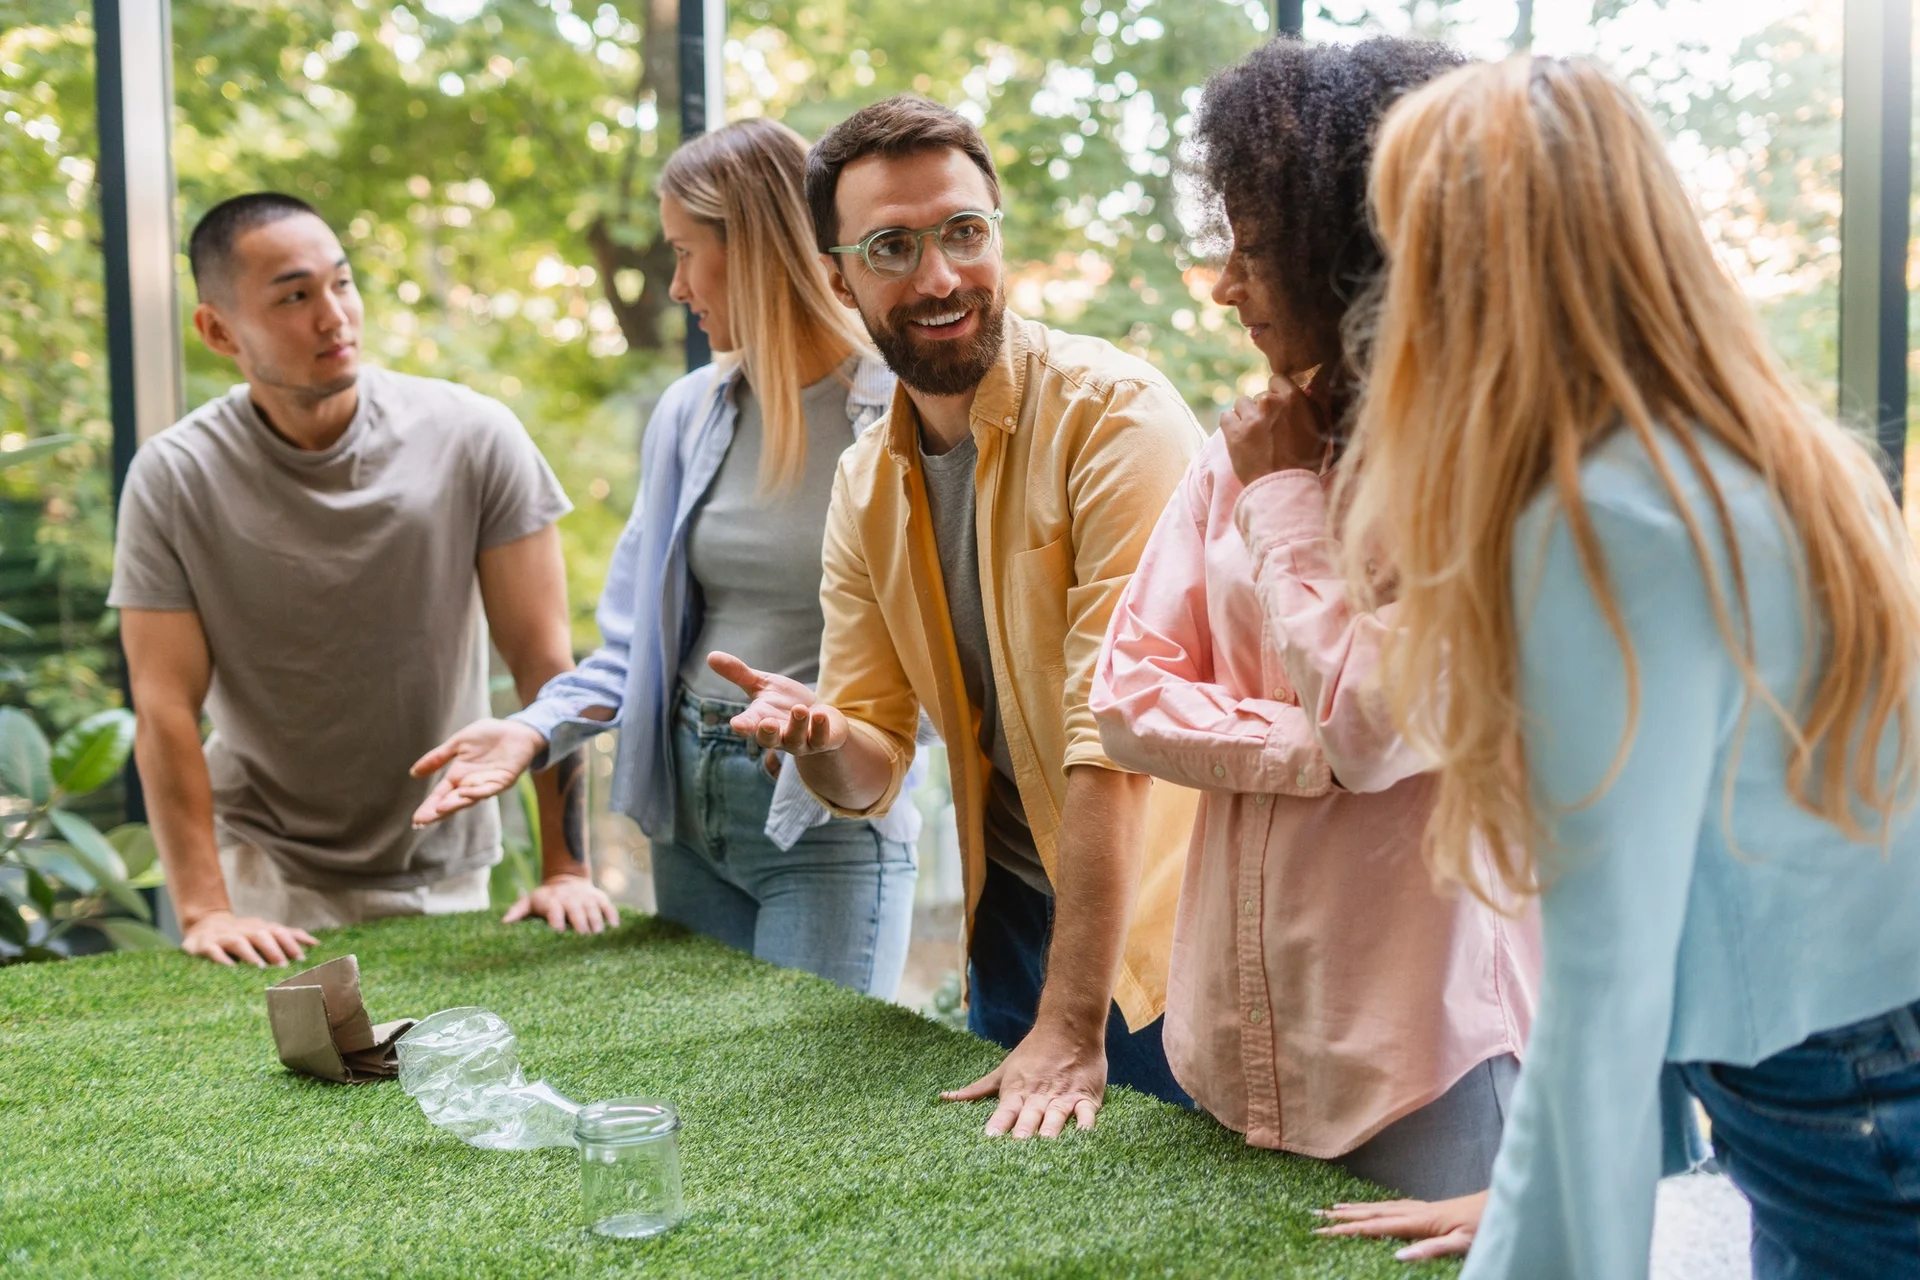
[{"x1": 812, "y1": 314, "x2": 1203, "y2": 1029}]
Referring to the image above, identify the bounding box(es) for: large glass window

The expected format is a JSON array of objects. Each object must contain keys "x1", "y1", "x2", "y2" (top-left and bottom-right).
[
  {"x1": 1308, "y1": 0, "x2": 1845, "y2": 407},
  {"x1": 1, "y1": 9, "x2": 125, "y2": 831}
]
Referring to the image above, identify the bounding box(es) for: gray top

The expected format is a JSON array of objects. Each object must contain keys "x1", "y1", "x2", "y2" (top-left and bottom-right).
[
  {"x1": 918, "y1": 433, "x2": 1052, "y2": 896},
  {"x1": 680, "y1": 363, "x2": 858, "y2": 700},
  {"x1": 108, "y1": 367, "x2": 572, "y2": 890}
]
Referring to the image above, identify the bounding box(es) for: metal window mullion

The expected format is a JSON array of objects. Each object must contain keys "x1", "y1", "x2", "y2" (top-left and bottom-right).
[
  {"x1": 94, "y1": 0, "x2": 183, "y2": 832},
  {"x1": 1838, "y1": 0, "x2": 1912, "y2": 502},
  {"x1": 94, "y1": 0, "x2": 183, "y2": 479},
  {"x1": 677, "y1": 0, "x2": 726, "y2": 372}
]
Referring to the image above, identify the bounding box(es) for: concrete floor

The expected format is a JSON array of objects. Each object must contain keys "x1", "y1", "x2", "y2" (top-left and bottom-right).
[{"x1": 1654, "y1": 1174, "x2": 1752, "y2": 1280}]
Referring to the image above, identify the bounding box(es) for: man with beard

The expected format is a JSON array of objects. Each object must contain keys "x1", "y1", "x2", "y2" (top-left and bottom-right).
[
  {"x1": 111, "y1": 192, "x2": 616, "y2": 967},
  {"x1": 707, "y1": 97, "x2": 1204, "y2": 1138}
]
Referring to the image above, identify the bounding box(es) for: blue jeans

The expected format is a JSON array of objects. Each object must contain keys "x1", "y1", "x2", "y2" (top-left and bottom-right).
[
  {"x1": 966, "y1": 857, "x2": 1192, "y2": 1107},
  {"x1": 1678, "y1": 997, "x2": 1920, "y2": 1280},
  {"x1": 659, "y1": 689, "x2": 917, "y2": 998}
]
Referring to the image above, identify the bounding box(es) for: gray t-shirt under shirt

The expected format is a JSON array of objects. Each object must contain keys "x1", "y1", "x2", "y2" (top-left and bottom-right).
[
  {"x1": 680, "y1": 364, "x2": 855, "y2": 701},
  {"x1": 108, "y1": 367, "x2": 572, "y2": 890},
  {"x1": 918, "y1": 433, "x2": 1052, "y2": 896}
]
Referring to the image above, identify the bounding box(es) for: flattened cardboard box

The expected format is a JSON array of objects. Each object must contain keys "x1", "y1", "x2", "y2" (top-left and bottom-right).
[{"x1": 266, "y1": 954, "x2": 415, "y2": 1083}]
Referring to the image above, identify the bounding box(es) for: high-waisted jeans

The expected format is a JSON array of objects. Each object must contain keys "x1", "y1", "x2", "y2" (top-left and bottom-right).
[
  {"x1": 1678, "y1": 997, "x2": 1920, "y2": 1279},
  {"x1": 657, "y1": 688, "x2": 917, "y2": 999}
]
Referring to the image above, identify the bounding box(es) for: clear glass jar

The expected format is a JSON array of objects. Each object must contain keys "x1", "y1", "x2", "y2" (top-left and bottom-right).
[{"x1": 576, "y1": 1097, "x2": 684, "y2": 1239}]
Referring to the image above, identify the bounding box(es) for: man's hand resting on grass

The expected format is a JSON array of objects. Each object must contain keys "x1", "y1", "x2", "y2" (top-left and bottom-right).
[
  {"x1": 941, "y1": 1019, "x2": 1109, "y2": 1139},
  {"x1": 182, "y1": 909, "x2": 318, "y2": 968},
  {"x1": 504, "y1": 873, "x2": 620, "y2": 935},
  {"x1": 409, "y1": 718, "x2": 548, "y2": 827},
  {"x1": 1311, "y1": 1190, "x2": 1486, "y2": 1260}
]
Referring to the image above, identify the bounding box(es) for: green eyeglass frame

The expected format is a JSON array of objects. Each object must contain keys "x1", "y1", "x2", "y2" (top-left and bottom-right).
[{"x1": 827, "y1": 209, "x2": 1003, "y2": 279}]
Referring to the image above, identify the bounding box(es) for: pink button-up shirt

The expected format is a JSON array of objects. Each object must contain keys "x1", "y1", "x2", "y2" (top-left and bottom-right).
[{"x1": 1091, "y1": 434, "x2": 1538, "y2": 1159}]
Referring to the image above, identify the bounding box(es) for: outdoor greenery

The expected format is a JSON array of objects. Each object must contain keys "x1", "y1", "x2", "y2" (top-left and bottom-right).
[
  {"x1": 0, "y1": 703, "x2": 162, "y2": 962},
  {"x1": 0, "y1": 910, "x2": 1452, "y2": 1277},
  {"x1": 0, "y1": 0, "x2": 1866, "y2": 767}
]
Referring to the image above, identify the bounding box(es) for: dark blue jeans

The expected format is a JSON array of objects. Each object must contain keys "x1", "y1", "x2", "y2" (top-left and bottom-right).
[
  {"x1": 1678, "y1": 997, "x2": 1920, "y2": 1280},
  {"x1": 966, "y1": 857, "x2": 1191, "y2": 1107}
]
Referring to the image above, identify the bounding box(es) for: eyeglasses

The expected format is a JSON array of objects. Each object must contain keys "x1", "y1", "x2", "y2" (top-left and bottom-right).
[{"x1": 827, "y1": 209, "x2": 1002, "y2": 280}]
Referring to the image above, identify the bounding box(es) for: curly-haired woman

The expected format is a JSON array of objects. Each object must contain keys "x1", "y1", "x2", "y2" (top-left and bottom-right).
[{"x1": 1090, "y1": 37, "x2": 1540, "y2": 1203}]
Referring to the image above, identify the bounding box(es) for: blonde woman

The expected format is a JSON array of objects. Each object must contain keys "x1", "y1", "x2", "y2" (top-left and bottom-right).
[
  {"x1": 412, "y1": 119, "x2": 919, "y2": 996},
  {"x1": 1316, "y1": 57, "x2": 1920, "y2": 1277}
]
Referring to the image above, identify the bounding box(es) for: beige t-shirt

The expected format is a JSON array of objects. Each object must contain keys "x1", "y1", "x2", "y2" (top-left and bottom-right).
[{"x1": 108, "y1": 367, "x2": 572, "y2": 890}]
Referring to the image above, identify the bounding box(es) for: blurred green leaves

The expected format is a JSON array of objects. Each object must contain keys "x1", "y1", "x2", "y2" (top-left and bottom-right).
[
  {"x1": 0, "y1": 703, "x2": 160, "y2": 963},
  {"x1": 49, "y1": 707, "x2": 136, "y2": 795}
]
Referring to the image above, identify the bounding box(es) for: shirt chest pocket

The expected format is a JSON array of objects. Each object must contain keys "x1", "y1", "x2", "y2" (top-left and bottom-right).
[
  {"x1": 1003, "y1": 536, "x2": 1074, "y2": 769},
  {"x1": 1005, "y1": 536, "x2": 1072, "y2": 670}
]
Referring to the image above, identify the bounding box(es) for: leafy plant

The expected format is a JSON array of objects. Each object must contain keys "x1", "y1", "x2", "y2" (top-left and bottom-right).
[{"x1": 0, "y1": 704, "x2": 164, "y2": 963}]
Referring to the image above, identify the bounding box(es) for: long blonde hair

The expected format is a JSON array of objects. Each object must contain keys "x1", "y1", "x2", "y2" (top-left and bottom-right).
[
  {"x1": 1337, "y1": 56, "x2": 1920, "y2": 900},
  {"x1": 660, "y1": 118, "x2": 874, "y2": 492}
]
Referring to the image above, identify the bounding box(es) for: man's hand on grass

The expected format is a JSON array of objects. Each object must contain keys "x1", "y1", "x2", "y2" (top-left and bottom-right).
[
  {"x1": 503, "y1": 873, "x2": 620, "y2": 935},
  {"x1": 940, "y1": 1018, "x2": 1107, "y2": 1138},
  {"x1": 1311, "y1": 1190, "x2": 1486, "y2": 1261},
  {"x1": 182, "y1": 910, "x2": 318, "y2": 968}
]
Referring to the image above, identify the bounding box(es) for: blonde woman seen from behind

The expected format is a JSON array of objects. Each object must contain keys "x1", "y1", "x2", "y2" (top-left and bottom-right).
[
  {"x1": 411, "y1": 119, "x2": 922, "y2": 996},
  {"x1": 1319, "y1": 57, "x2": 1920, "y2": 1278}
]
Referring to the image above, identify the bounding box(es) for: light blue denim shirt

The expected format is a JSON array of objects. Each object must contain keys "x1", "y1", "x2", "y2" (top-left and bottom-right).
[
  {"x1": 1463, "y1": 427, "x2": 1920, "y2": 1279},
  {"x1": 510, "y1": 352, "x2": 923, "y2": 851}
]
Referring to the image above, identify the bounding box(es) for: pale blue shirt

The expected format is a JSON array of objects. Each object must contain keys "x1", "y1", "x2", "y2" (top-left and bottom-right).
[
  {"x1": 510, "y1": 353, "x2": 924, "y2": 851},
  {"x1": 1463, "y1": 426, "x2": 1920, "y2": 1279}
]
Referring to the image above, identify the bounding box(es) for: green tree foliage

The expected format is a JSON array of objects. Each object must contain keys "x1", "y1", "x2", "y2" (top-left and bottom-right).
[
  {"x1": 1606, "y1": 7, "x2": 1844, "y2": 415},
  {"x1": 0, "y1": 11, "x2": 121, "y2": 731},
  {"x1": 0, "y1": 0, "x2": 1875, "y2": 742},
  {"x1": 160, "y1": 0, "x2": 1274, "y2": 649},
  {"x1": 6, "y1": 0, "x2": 1274, "y2": 674}
]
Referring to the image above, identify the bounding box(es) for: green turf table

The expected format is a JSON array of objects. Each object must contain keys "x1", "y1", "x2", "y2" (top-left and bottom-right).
[{"x1": 0, "y1": 912, "x2": 1456, "y2": 1277}]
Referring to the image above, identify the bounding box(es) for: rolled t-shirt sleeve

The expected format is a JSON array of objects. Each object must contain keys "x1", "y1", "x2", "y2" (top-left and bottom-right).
[
  {"x1": 107, "y1": 447, "x2": 196, "y2": 612},
  {"x1": 472, "y1": 399, "x2": 574, "y2": 549}
]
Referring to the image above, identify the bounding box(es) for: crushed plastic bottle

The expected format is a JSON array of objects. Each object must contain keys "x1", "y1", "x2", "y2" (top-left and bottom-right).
[{"x1": 395, "y1": 1007, "x2": 581, "y2": 1150}]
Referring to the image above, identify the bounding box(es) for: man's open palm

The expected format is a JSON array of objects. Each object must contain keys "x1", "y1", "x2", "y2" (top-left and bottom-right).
[
  {"x1": 707, "y1": 652, "x2": 849, "y2": 756},
  {"x1": 410, "y1": 718, "x2": 546, "y2": 826}
]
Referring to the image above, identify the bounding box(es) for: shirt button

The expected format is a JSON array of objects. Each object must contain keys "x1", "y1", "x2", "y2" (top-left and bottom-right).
[
  {"x1": 1254, "y1": 794, "x2": 1269, "y2": 807},
  {"x1": 1860, "y1": 1119, "x2": 1876, "y2": 1135},
  {"x1": 1211, "y1": 763, "x2": 1226, "y2": 779},
  {"x1": 1274, "y1": 688, "x2": 1286, "y2": 700},
  {"x1": 1245, "y1": 1007, "x2": 1265, "y2": 1025},
  {"x1": 1002, "y1": 415, "x2": 1014, "y2": 426},
  {"x1": 1296, "y1": 770, "x2": 1312, "y2": 788},
  {"x1": 1241, "y1": 897, "x2": 1257, "y2": 916}
]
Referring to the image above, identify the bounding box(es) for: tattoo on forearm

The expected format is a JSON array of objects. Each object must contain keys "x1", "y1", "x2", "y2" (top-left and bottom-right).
[{"x1": 554, "y1": 753, "x2": 588, "y2": 865}]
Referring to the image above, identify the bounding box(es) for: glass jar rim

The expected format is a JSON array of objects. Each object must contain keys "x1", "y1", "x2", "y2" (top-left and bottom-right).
[{"x1": 575, "y1": 1097, "x2": 681, "y2": 1143}]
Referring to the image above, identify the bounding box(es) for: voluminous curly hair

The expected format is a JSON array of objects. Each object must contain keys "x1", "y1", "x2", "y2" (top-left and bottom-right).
[{"x1": 1191, "y1": 36, "x2": 1466, "y2": 343}]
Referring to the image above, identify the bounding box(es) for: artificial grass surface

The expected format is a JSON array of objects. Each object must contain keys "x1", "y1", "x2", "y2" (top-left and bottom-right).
[{"x1": 0, "y1": 912, "x2": 1455, "y2": 1278}]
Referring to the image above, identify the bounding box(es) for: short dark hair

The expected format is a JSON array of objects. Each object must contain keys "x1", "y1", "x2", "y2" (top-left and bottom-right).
[
  {"x1": 805, "y1": 96, "x2": 1001, "y2": 253},
  {"x1": 1192, "y1": 37, "x2": 1466, "y2": 339},
  {"x1": 187, "y1": 192, "x2": 325, "y2": 300}
]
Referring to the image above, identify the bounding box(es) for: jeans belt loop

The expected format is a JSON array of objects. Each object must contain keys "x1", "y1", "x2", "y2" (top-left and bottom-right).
[{"x1": 1888, "y1": 1000, "x2": 1920, "y2": 1062}]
